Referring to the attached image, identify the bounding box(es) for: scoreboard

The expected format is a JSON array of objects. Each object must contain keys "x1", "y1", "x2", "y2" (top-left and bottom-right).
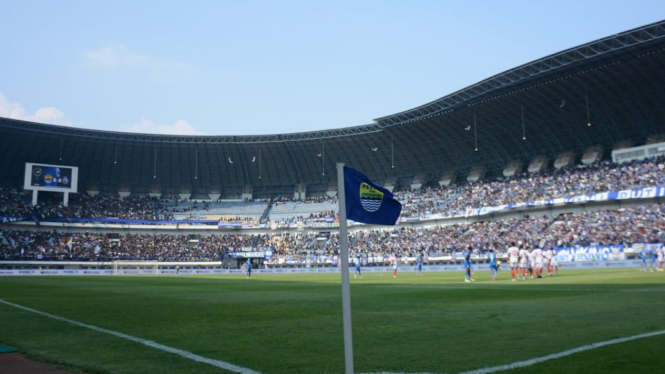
[{"x1": 24, "y1": 163, "x2": 78, "y2": 193}]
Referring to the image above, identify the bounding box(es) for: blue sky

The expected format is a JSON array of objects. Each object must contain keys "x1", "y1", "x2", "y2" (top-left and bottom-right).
[{"x1": 0, "y1": 0, "x2": 663, "y2": 136}]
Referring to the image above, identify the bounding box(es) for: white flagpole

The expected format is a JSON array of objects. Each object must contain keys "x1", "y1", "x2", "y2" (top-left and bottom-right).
[{"x1": 336, "y1": 162, "x2": 354, "y2": 374}]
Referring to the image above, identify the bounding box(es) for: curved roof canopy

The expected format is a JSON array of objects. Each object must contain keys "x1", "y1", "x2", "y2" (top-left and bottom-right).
[{"x1": 1, "y1": 21, "x2": 665, "y2": 195}]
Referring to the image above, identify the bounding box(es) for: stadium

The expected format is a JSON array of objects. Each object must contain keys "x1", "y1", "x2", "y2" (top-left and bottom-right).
[{"x1": 1, "y1": 19, "x2": 665, "y2": 374}]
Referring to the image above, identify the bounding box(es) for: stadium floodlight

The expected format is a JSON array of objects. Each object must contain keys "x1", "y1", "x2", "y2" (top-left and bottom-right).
[
  {"x1": 521, "y1": 104, "x2": 526, "y2": 140},
  {"x1": 586, "y1": 92, "x2": 592, "y2": 127}
]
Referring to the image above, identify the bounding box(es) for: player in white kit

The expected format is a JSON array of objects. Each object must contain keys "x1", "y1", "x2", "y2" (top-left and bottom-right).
[
  {"x1": 532, "y1": 245, "x2": 544, "y2": 278},
  {"x1": 527, "y1": 247, "x2": 535, "y2": 279},
  {"x1": 658, "y1": 245, "x2": 664, "y2": 272},
  {"x1": 549, "y1": 248, "x2": 559, "y2": 275},
  {"x1": 518, "y1": 245, "x2": 529, "y2": 280},
  {"x1": 543, "y1": 248, "x2": 553, "y2": 277},
  {"x1": 507, "y1": 242, "x2": 520, "y2": 282}
]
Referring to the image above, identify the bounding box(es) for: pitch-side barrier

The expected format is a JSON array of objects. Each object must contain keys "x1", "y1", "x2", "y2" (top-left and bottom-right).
[{"x1": 0, "y1": 259, "x2": 646, "y2": 276}]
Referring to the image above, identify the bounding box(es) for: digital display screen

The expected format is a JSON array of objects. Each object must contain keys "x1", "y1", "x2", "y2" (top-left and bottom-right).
[
  {"x1": 24, "y1": 163, "x2": 78, "y2": 193},
  {"x1": 31, "y1": 165, "x2": 73, "y2": 189}
]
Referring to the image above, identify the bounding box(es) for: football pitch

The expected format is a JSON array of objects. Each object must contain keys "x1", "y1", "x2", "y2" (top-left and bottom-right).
[{"x1": 1, "y1": 269, "x2": 664, "y2": 374}]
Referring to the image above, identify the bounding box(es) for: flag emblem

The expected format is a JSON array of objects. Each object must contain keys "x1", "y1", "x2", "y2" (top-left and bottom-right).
[
  {"x1": 360, "y1": 183, "x2": 383, "y2": 212},
  {"x1": 343, "y1": 166, "x2": 402, "y2": 225}
]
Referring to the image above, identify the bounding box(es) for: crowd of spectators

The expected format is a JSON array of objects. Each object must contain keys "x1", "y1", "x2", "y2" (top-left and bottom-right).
[
  {"x1": 54, "y1": 195, "x2": 160, "y2": 220},
  {"x1": 261, "y1": 156, "x2": 665, "y2": 222},
  {"x1": 1, "y1": 155, "x2": 664, "y2": 265},
  {"x1": 0, "y1": 186, "x2": 34, "y2": 218},
  {"x1": 394, "y1": 187, "x2": 462, "y2": 218},
  {"x1": 0, "y1": 189, "x2": 248, "y2": 222},
  {"x1": 264, "y1": 156, "x2": 665, "y2": 221},
  {"x1": 3, "y1": 204, "x2": 664, "y2": 262},
  {"x1": 3, "y1": 157, "x2": 664, "y2": 224},
  {"x1": 0, "y1": 188, "x2": 168, "y2": 221},
  {"x1": 269, "y1": 196, "x2": 337, "y2": 225},
  {"x1": 397, "y1": 157, "x2": 665, "y2": 218},
  {"x1": 0, "y1": 231, "x2": 276, "y2": 262}
]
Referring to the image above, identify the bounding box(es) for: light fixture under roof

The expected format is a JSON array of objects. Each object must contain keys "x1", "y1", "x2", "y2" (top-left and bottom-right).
[{"x1": 586, "y1": 91, "x2": 592, "y2": 127}]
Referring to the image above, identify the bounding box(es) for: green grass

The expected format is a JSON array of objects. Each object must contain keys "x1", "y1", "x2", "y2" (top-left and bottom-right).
[{"x1": 1, "y1": 269, "x2": 664, "y2": 374}]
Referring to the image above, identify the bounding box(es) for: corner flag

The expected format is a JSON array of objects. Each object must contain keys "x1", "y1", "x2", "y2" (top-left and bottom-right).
[
  {"x1": 343, "y1": 166, "x2": 402, "y2": 225},
  {"x1": 336, "y1": 164, "x2": 402, "y2": 374}
]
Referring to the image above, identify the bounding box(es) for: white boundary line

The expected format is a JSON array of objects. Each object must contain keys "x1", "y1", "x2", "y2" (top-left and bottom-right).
[
  {"x1": 0, "y1": 298, "x2": 263, "y2": 374},
  {"x1": 456, "y1": 329, "x2": 665, "y2": 374},
  {"x1": 362, "y1": 329, "x2": 665, "y2": 374},
  {"x1": 2, "y1": 297, "x2": 664, "y2": 374}
]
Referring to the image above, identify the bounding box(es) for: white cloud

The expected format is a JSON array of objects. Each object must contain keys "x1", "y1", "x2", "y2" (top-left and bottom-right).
[
  {"x1": 83, "y1": 44, "x2": 193, "y2": 80},
  {"x1": 120, "y1": 119, "x2": 206, "y2": 136},
  {"x1": 0, "y1": 92, "x2": 203, "y2": 135},
  {"x1": 83, "y1": 44, "x2": 150, "y2": 69},
  {"x1": 0, "y1": 92, "x2": 72, "y2": 126}
]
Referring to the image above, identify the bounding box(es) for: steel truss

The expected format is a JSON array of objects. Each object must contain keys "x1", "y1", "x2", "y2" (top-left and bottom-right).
[
  {"x1": 0, "y1": 119, "x2": 382, "y2": 144},
  {"x1": 375, "y1": 20, "x2": 665, "y2": 127}
]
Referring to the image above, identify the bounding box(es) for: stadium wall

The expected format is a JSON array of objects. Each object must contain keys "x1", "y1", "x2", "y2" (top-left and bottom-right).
[{"x1": 0, "y1": 260, "x2": 646, "y2": 276}]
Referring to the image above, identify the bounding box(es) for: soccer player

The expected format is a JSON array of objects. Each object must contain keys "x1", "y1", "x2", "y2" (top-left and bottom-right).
[
  {"x1": 392, "y1": 256, "x2": 398, "y2": 278},
  {"x1": 463, "y1": 246, "x2": 474, "y2": 282},
  {"x1": 245, "y1": 259, "x2": 252, "y2": 279},
  {"x1": 416, "y1": 252, "x2": 423, "y2": 276},
  {"x1": 527, "y1": 247, "x2": 535, "y2": 279},
  {"x1": 354, "y1": 258, "x2": 362, "y2": 279},
  {"x1": 658, "y1": 244, "x2": 664, "y2": 272},
  {"x1": 507, "y1": 242, "x2": 520, "y2": 282},
  {"x1": 488, "y1": 249, "x2": 498, "y2": 281},
  {"x1": 543, "y1": 247, "x2": 553, "y2": 276},
  {"x1": 519, "y1": 245, "x2": 529, "y2": 280},
  {"x1": 649, "y1": 247, "x2": 657, "y2": 272},
  {"x1": 640, "y1": 248, "x2": 648, "y2": 272},
  {"x1": 549, "y1": 248, "x2": 559, "y2": 275},
  {"x1": 532, "y1": 245, "x2": 543, "y2": 278}
]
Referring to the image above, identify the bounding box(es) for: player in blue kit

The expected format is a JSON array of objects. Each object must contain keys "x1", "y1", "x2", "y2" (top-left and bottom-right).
[
  {"x1": 354, "y1": 259, "x2": 362, "y2": 279},
  {"x1": 488, "y1": 249, "x2": 498, "y2": 281},
  {"x1": 463, "y1": 246, "x2": 474, "y2": 282},
  {"x1": 648, "y1": 247, "x2": 657, "y2": 272},
  {"x1": 245, "y1": 259, "x2": 252, "y2": 279},
  {"x1": 416, "y1": 253, "x2": 423, "y2": 276},
  {"x1": 640, "y1": 248, "x2": 648, "y2": 272}
]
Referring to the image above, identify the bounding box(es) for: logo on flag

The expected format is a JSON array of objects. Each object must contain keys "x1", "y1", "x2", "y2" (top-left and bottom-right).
[
  {"x1": 359, "y1": 183, "x2": 383, "y2": 212},
  {"x1": 343, "y1": 166, "x2": 401, "y2": 225}
]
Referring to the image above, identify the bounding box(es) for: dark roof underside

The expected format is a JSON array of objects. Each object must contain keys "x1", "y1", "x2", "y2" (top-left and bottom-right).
[{"x1": 1, "y1": 21, "x2": 665, "y2": 194}]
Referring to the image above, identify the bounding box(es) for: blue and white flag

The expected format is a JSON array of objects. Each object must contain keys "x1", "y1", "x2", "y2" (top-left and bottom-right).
[{"x1": 343, "y1": 166, "x2": 402, "y2": 225}]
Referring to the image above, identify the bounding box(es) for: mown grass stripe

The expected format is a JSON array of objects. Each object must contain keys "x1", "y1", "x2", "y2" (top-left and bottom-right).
[
  {"x1": 0, "y1": 298, "x2": 263, "y2": 374},
  {"x1": 360, "y1": 329, "x2": 665, "y2": 374}
]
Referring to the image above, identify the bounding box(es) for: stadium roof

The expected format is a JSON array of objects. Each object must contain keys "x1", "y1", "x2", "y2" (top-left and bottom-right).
[{"x1": 1, "y1": 20, "x2": 665, "y2": 195}]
